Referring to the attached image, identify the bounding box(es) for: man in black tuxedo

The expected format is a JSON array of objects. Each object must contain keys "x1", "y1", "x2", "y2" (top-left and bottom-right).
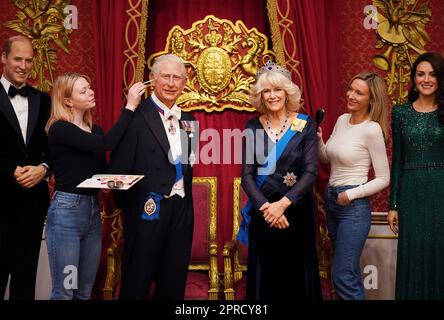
[
  {"x1": 0, "y1": 36, "x2": 51, "y2": 300},
  {"x1": 108, "y1": 54, "x2": 198, "y2": 299}
]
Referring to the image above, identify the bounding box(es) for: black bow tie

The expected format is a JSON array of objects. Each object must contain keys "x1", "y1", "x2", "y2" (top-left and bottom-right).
[{"x1": 8, "y1": 85, "x2": 29, "y2": 98}]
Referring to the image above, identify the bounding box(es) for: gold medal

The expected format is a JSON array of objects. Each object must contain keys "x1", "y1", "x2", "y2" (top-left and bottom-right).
[
  {"x1": 168, "y1": 124, "x2": 177, "y2": 135},
  {"x1": 144, "y1": 198, "x2": 157, "y2": 215}
]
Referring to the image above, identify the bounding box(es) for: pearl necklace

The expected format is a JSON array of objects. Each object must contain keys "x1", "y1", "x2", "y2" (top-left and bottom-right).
[{"x1": 266, "y1": 111, "x2": 289, "y2": 142}]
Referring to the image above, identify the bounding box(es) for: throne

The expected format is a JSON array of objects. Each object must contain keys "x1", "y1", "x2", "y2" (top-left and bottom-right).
[
  {"x1": 222, "y1": 177, "x2": 248, "y2": 300},
  {"x1": 101, "y1": 177, "x2": 219, "y2": 300},
  {"x1": 184, "y1": 177, "x2": 220, "y2": 300}
]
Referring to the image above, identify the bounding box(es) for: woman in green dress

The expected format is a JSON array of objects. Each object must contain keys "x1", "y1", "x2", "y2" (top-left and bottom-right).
[{"x1": 388, "y1": 52, "x2": 444, "y2": 299}]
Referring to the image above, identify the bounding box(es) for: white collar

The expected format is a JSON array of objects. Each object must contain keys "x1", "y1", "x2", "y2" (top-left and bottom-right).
[
  {"x1": 1, "y1": 75, "x2": 26, "y2": 92},
  {"x1": 151, "y1": 93, "x2": 182, "y2": 120}
]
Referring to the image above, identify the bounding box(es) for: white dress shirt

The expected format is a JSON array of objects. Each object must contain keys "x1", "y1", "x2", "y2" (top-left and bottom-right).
[
  {"x1": 151, "y1": 93, "x2": 185, "y2": 198},
  {"x1": 1, "y1": 75, "x2": 28, "y2": 143}
]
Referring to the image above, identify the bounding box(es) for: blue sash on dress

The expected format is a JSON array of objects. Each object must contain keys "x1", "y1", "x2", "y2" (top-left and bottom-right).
[{"x1": 236, "y1": 113, "x2": 308, "y2": 245}]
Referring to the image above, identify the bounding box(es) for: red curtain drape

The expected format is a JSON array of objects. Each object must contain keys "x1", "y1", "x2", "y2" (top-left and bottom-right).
[
  {"x1": 92, "y1": 0, "x2": 128, "y2": 132},
  {"x1": 273, "y1": 0, "x2": 343, "y2": 298},
  {"x1": 286, "y1": 0, "x2": 342, "y2": 153},
  {"x1": 91, "y1": 0, "x2": 131, "y2": 299},
  {"x1": 270, "y1": 0, "x2": 343, "y2": 137}
]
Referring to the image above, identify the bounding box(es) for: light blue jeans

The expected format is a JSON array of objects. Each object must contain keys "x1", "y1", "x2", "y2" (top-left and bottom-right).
[
  {"x1": 325, "y1": 185, "x2": 371, "y2": 300},
  {"x1": 45, "y1": 191, "x2": 102, "y2": 300}
]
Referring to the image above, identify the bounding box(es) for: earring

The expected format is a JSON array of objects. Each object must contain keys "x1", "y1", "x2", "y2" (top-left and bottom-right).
[{"x1": 414, "y1": 87, "x2": 418, "y2": 92}]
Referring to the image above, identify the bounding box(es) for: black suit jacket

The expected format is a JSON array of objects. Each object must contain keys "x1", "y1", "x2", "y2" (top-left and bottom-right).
[
  {"x1": 108, "y1": 97, "x2": 197, "y2": 223},
  {"x1": 0, "y1": 82, "x2": 51, "y2": 217}
]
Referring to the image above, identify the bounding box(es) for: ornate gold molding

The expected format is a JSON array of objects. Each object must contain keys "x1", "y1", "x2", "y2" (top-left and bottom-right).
[
  {"x1": 232, "y1": 177, "x2": 242, "y2": 240},
  {"x1": 313, "y1": 185, "x2": 331, "y2": 279},
  {"x1": 188, "y1": 176, "x2": 219, "y2": 300},
  {"x1": 191, "y1": 176, "x2": 218, "y2": 242},
  {"x1": 372, "y1": 0, "x2": 431, "y2": 104},
  {"x1": 188, "y1": 176, "x2": 217, "y2": 274},
  {"x1": 101, "y1": 200, "x2": 124, "y2": 299},
  {"x1": 147, "y1": 15, "x2": 275, "y2": 112},
  {"x1": 3, "y1": 0, "x2": 73, "y2": 91},
  {"x1": 266, "y1": 0, "x2": 304, "y2": 111},
  {"x1": 135, "y1": 0, "x2": 148, "y2": 83},
  {"x1": 123, "y1": 0, "x2": 149, "y2": 94},
  {"x1": 368, "y1": 234, "x2": 398, "y2": 239},
  {"x1": 266, "y1": 0, "x2": 286, "y2": 66},
  {"x1": 100, "y1": 207, "x2": 123, "y2": 245},
  {"x1": 232, "y1": 177, "x2": 248, "y2": 279}
]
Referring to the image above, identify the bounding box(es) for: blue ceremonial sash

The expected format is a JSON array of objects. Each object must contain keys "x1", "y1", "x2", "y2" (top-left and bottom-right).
[
  {"x1": 236, "y1": 113, "x2": 309, "y2": 245},
  {"x1": 140, "y1": 158, "x2": 183, "y2": 221}
]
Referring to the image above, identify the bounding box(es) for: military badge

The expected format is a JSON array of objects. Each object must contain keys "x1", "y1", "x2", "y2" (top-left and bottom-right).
[
  {"x1": 144, "y1": 198, "x2": 157, "y2": 216},
  {"x1": 291, "y1": 117, "x2": 307, "y2": 132},
  {"x1": 168, "y1": 123, "x2": 177, "y2": 135},
  {"x1": 283, "y1": 172, "x2": 297, "y2": 187},
  {"x1": 180, "y1": 120, "x2": 196, "y2": 138}
]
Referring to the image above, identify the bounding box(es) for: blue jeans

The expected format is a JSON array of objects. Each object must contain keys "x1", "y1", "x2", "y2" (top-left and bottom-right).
[
  {"x1": 45, "y1": 191, "x2": 102, "y2": 300},
  {"x1": 325, "y1": 185, "x2": 371, "y2": 300}
]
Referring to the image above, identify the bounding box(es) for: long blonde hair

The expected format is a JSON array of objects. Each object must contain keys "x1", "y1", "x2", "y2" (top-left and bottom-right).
[
  {"x1": 349, "y1": 72, "x2": 389, "y2": 144},
  {"x1": 46, "y1": 72, "x2": 93, "y2": 132}
]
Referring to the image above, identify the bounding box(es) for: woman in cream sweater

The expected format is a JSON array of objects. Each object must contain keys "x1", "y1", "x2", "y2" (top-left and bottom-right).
[{"x1": 317, "y1": 72, "x2": 390, "y2": 300}]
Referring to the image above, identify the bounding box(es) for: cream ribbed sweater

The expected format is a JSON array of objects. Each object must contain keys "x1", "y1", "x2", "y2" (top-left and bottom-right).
[{"x1": 318, "y1": 113, "x2": 390, "y2": 201}]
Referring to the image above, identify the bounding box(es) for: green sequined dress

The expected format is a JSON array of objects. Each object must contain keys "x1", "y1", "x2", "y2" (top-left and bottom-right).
[{"x1": 390, "y1": 103, "x2": 444, "y2": 299}]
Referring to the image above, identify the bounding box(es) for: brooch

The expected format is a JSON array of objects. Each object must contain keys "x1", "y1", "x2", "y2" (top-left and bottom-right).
[
  {"x1": 283, "y1": 172, "x2": 297, "y2": 187},
  {"x1": 144, "y1": 198, "x2": 157, "y2": 216},
  {"x1": 180, "y1": 120, "x2": 196, "y2": 138},
  {"x1": 291, "y1": 117, "x2": 307, "y2": 132}
]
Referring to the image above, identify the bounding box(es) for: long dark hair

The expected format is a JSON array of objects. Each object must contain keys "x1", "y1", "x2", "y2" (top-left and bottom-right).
[{"x1": 408, "y1": 52, "x2": 444, "y2": 123}]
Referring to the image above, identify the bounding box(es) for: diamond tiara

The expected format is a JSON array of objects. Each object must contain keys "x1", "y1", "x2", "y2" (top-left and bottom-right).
[{"x1": 256, "y1": 60, "x2": 292, "y2": 81}]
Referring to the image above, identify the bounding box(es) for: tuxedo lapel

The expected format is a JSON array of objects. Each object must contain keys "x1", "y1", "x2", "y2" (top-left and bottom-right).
[
  {"x1": 0, "y1": 83, "x2": 25, "y2": 142},
  {"x1": 140, "y1": 98, "x2": 171, "y2": 157},
  {"x1": 26, "y1": 85, "x2": 40, "y2": 145}
]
